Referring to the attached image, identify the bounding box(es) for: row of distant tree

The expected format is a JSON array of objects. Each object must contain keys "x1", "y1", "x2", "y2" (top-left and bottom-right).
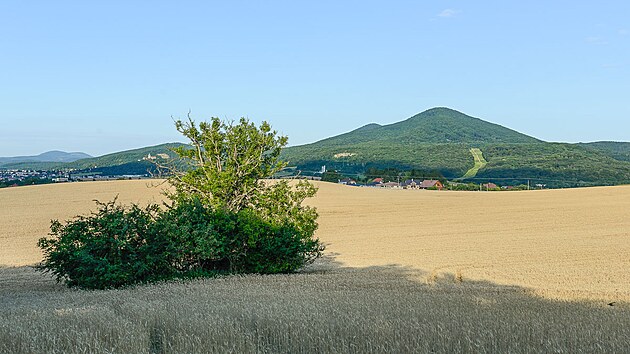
[
  {"x1": 0, "y1": 177, "x2": 53, "y2": 189},
  {"x1": 322, "y1": 167, "x2": 447, "y2": 184}
]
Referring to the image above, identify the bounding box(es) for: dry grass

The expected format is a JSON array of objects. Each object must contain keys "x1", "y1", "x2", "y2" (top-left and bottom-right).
[
  {"x1": 2, "y1": 180, "x2": 630, "y2": 300},
  {"x1": 2, "y1": 180, "x2": 630, "y2": 352},
  {"x1": 307, "y1": 182, "x2": 630, "y2": 302},
  {"x1": 2, "y1": 262, "x2": 630, "y2": 353},
  {"x1": 0, "y1": 180, "x2": 168, "y2": 266}
]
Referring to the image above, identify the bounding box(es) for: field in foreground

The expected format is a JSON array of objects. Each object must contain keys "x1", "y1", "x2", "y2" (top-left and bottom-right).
[
  {"x1": 2, "y1": 180, "x2": 630, "y2": 352},
  {"x1": 2, "y1": 263, "x2": 630, "y2": 353}
]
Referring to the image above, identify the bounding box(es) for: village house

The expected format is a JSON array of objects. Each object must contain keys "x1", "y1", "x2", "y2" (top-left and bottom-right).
[
  {"x1": 401, "y1": 179, "x2": 419, "y2": 189},
  {"x1": 482, "y1": 182, "x2": 498, "y2": 190},
  {"x1": 381, "y1": 181, "x2": 400, "y2": 188},
  {"x1": 367, "y1": 177, "x2": 384, "y2": 187},
  {"x1": 338, "y1": 178, "x2": 357, "y2": 185},
  {"x1": 419, "y1": 179, "x2": 444, "y2": 190}
]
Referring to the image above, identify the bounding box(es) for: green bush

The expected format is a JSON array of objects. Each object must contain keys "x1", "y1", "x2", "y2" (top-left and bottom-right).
[
  {"x1": 156, "y1": 198, "x2": 322, "y2": 276},
  {"x1": 155, "y1": 198, "x2": 233, "y2": 275},
  {"x1": 231, "y1": 209, "x2": 322, "y2": 274},
  {"x1": 38, "y1": 198, "x2": 323, "y2": 289},
  {"x1": 37, "y1": 200, "x2": 168, "y2": 289}
]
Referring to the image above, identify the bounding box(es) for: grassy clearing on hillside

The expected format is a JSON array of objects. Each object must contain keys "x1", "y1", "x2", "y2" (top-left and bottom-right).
[
  {"x1": 461, "y1": 148, "x2": 487, "y2": 179},
  {"x1": 2, "y1": 263, "x2": 630, "y2": 354}
]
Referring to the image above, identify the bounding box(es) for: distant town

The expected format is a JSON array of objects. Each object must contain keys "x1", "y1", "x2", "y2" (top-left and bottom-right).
[
  {"x1": 0, "y1": 152, "x2": 168, "y2": 188},
  {"x1": 0, "y1": 169, "x2": 150, "y2": 188},
  {"x1": 329, "y1": 177, "x2": 536, "y2": 191},
  {"x1": 1, "y1": 167, "x2": 540, "y2": 191}
]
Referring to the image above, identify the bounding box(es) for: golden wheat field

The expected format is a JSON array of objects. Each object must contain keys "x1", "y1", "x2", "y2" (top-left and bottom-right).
[
  {"x1": 2, "y1": 179, "x2": 629, "y2": 301},
  {"x1": 308, "y1": 182, "x2": 630, "y2": 302},
  {"x1": 0, "y1": 180, "x2": 168, "y2": 267},
  {"x1": 2, "y1": 180, "x2": 630, "y2": 353}
]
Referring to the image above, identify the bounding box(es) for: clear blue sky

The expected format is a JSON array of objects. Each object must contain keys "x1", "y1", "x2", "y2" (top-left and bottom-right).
[{"x1": 1, "y1": 1, "x2": 629, "y2": 156}]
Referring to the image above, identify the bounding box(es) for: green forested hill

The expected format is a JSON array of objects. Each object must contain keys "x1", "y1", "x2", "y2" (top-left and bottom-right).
[
  {"x1": 477, "y1": 143, "x2": 630, "y2": 187},
  {"x1": 281, "y1": 108, "x2": 630, "y2": 187},
  {"x1": 3, "y1": 108, "x2": 629, "y2": 188},
  {"x1": 579, "y1": 142, "x2": 630, "y2": 162},
  {"x1": 64, "y1": 143, "x2": 185, "y2": 170},
  {"x1": 284, "y1": 142, "x2": 474, "y2": 178},
  {"x1": 282, "y1": 107, "x2": 540, "y2": 178},
  {"x1": 1, "y1": 143, "x2": 185, "y2": 174},
  {"x1": 305, "y1": 107, "x2": 540, "y2": 147}
]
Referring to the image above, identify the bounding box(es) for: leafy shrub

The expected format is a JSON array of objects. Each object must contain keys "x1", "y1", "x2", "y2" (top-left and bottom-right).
[
  {"x1": 37, "y1": 200, "x2": 169, "y2": 289},
  {"x1": 38, "y1": 198, "x2": 323, "y2": 289},
  {"x1": 156, "y1": 198, "x2": 322, "y2": 276},
  {"x1": 154, "y1": 198, "x2": 233, "y2": 275},
  {"x1": 230, "y1": 209, "x2": 323, "y2": 274}
]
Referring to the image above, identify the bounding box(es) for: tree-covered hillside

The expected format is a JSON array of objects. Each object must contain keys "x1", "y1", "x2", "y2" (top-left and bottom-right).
[
  {"x1": 301, "y1": 107, "x2": 540, "y2": 148},
  {"x1": 579, "y1": 142, "x2": 630, "y2": 162},
  {"x1": 282, "y1": 107, "x2": 542, "y2": 178},
  {"x1": 64, "y1": 143, "x2": 185, "y2": 170},
  {"x1": 0, "y1": 143, "x2": 185, "y2": 174},
  {"x1": 283, "y1": 142, "x2": 473, "y2": 178},
  {"x1": 281, "y1": 108, "x2": 630, "y2": 187},
  {"x1": 476, "y1": 143, "x2": 630, "y2": 187}
]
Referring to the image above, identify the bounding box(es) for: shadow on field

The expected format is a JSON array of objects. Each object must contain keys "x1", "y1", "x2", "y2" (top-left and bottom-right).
[{"x1": 1, "y1": 258, "x2": 630, "y2": 353}]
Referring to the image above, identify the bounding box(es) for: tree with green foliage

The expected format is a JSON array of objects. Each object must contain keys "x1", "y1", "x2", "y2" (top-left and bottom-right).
[
  {"x1": 169, "y1": 117, "x2": 287, "y2": 211},
  {"x1": 38, "y1": 116, "x2": 323, "y2": 289},
  {"x1": 321, "y1": 170, "x2": 344, "y2": 183},
  {"x1": 167, "y1": 117, "x2": 319, "y2": 236}
]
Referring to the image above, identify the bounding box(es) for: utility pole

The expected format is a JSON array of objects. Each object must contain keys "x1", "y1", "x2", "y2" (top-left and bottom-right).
[{"x1": 527, "y1": 179, "x2": 530, "y2": 191}]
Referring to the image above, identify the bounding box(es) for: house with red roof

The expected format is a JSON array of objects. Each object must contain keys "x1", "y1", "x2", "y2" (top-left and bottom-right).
[{"x1": 483, "y1": 183, "x2": 498, "y2": 190}]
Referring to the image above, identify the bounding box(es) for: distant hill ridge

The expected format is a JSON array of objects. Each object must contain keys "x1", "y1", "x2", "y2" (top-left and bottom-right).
[
  {"x1": 0, "y1": 143, "x2": 184, "y2": 173},
  {"x1": 2, "y1": 108, "x2": 630, "y2": 188},
  {"x1": 0, "y1": 151, "x2": 92, "y2": 166},
  {"x1": 281, "y1": 107, "x2": 630, "y2": 187},
  {"x1": 310, "y1": 107, "x2": 540, "y2": 148}
]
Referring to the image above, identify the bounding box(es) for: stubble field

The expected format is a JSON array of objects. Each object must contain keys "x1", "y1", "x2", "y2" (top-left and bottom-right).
[{"x1": 1, "y1": 180, "x2": 630, "y2": 353}]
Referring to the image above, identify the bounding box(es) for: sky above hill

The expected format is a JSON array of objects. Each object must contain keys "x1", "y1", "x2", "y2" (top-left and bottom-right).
[{"x1": 1, "y1": 1, "x2": 629, "y2": 156}]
